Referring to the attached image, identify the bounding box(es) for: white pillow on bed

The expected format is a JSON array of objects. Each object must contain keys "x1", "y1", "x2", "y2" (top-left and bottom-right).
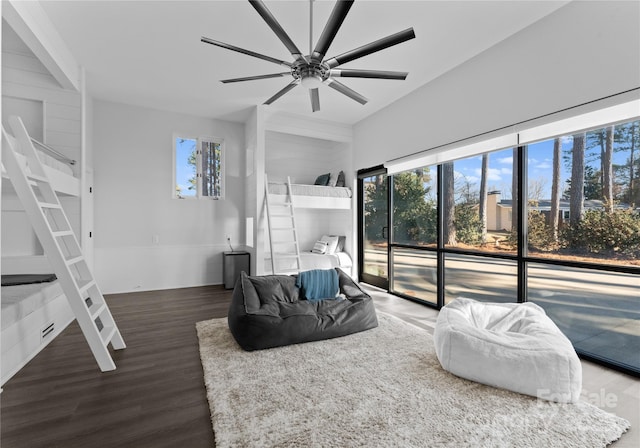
[
  {"x1": 320, "y1": 235, "x2": 340, "y2": 254},
  {"x1": 312, "y1": 240, "x2": 329, "y2": 254}
]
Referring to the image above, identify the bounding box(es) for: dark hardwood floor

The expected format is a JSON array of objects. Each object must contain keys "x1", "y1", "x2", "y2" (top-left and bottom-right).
[
  {"x1": 3, "y1": 284, "x2": 637, "y2": 447},
  {"x1": 1, "y1": 285, "x2": 231, "y2": 448}
]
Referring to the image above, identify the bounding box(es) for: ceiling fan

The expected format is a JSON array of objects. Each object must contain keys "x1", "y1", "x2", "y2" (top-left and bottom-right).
[{"x1": 201, "y1": 0, "x2": 415, "y2": 112}]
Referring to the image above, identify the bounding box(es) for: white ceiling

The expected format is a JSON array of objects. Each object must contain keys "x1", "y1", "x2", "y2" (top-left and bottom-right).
[{"x1": 34, "y1": 0, "x2": 568, "y2": 124}]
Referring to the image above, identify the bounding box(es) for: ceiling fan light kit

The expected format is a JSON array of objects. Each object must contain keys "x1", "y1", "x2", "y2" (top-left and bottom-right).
[{"x1": 202, "y1": 0, "x2": 415, "y2": 112}]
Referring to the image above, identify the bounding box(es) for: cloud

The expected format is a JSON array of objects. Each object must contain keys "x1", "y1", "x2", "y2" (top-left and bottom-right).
[
  {"x1": 498, "y1": 156, "x2": 513, "y2": 165},
  {"x1": 473, "y1": 167, "x2": 503, "y2": 181},
  {"x1": 487, "y1": 168, "x2": 503, "y2": 181},
  {"x1": 454, "y1": 171, "x2": 479, "y2": 183}
]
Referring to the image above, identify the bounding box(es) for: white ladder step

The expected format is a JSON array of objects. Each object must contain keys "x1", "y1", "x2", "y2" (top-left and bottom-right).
[
  {"x1": 53, "y1": 230, "x2": 74, "y2": 238},
  {"x1": 25, "y1": 172, "x2": 49, "y2": 183},
  {"x1": 100, "y1": 326, "x2": 117, "y2": 346},
  {"x1": 88, "y1": 301, "x2": 107, "y2": 320},
  {"x1": 38, "y1": 201, "x2": 62, "y2": 209},
  {"x1": 79, "y1": 280, "x2": 96, "y2": 295},
  {"x1": 66, "y1": 255, "x2": 84, "y2": 266}
]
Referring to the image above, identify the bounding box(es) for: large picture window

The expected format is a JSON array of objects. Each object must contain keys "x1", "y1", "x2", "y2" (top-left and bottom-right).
[
  {"x1": 526, "y1": 120, "x2": 640, "y2": 267},
  {"x1": 174, "y1": 135, "x2": 224, "y2": 199},
  {"x1": 361, "y1": 109, "x2": 640, "y2": 375},
  {"x1": 443, "y1": 147, "x2": 518, "y2": 255}
]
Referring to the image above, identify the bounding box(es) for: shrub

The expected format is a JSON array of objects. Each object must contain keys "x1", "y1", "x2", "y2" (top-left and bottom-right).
[
  {"x1": 561, "y1": 209, "x2": 640, "y2": 256},
  {"x1": 454, "y1": 204, "x2": 482, "y2": 245},
  {"x1": 527, "y1": 210, "x2": 557, "y2": 251}
]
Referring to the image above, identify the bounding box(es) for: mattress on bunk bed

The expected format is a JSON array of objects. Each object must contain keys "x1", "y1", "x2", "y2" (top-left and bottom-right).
[
  {"x1": 268, "y1": 182, "x2": 352, "y2": 198},
  {"x1": 3, "y1": 147, "x2": 75, "y2": 178},
  {"x1": 1, "y1": 279, "x2": 64, "y2": 329},
  {"x1": 299, "y1": 251, "x2": 353, "y2": 270},
  {"x1": 36, "y1": 150, "x2": 74, "y2": 176}
]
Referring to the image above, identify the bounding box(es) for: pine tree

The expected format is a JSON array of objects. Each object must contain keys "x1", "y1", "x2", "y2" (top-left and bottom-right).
[{"x1": 569, "y1": 133, "x2": 585, "y2": 227}]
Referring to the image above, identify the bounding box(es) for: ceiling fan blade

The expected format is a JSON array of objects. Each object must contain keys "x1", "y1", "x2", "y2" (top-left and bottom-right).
[
  {"x1": 324, "y1": 27, "x2": 416, "y2": 69},
  {"x1": 311, "y1": 0, "x2": 354, "y2": 63},
  {"x1": 249, "y1": 0, "x2": 305, "y2": 62},
  {"x1": 201, "y1": 37, "x2": 292, "y2": 68},
  {"x1": 264, "y1": 80, "x2": 299, "y2": 105},
  {"x1": 221, "y1": 73, "x2": 291, "y2": 83},
  {"x1": 310, "y1": 88, "x2": 320, "y2": 112},
  {"x1": 327, "y1": 79, "x2": 368, "y2": 105},
  {"x1": 330, "y1": 69, "x2": 408, "y2": 80}
]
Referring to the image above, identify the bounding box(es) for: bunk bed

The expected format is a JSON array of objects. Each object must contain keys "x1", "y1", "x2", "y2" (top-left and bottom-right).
[
  {"x1": 1, "y1": 138, "x2": 79, "y2": 196},
  {"x1": 267, "y1": 181, "x2": 352, "y2": 210},
  {"x1": 1, "y1": 131, "x2": 79, "y2": 386},
  {"x1": 249, "y1": 109, "x2": 355, "y2": 276},
  {"x1": 265, "y1": 176, "x2": 353, "y2": 275}
]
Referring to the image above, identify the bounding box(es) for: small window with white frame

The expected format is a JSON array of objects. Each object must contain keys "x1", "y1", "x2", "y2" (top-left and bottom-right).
[{"x1": 174, "y1": 134, "x2": 224, "y2": 199}]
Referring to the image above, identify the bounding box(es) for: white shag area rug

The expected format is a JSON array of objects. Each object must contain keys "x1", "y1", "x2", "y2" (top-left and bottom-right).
[{"x1": 196, "y1": 313, "x2": 629, "y2": 448}]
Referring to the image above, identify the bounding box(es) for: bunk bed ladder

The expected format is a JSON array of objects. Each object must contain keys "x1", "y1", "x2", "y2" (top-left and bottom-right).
[
  {"x1": 2, "y1": 116, "x2": 125, "y2": 372},
  {"x1": 264, "y1": 175, "x2": 302, "y2": 274}
]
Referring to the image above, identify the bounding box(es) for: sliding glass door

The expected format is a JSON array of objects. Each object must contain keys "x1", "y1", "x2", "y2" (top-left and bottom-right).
[
  {"x1": 389, "y1": 166, "x2": 438, "y2": 305},
  {"x1": 358, "y1": 168, "x2": 388, "y2": 289}
]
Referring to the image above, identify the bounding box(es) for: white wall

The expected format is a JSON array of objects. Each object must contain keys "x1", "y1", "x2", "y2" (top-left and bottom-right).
[
  {"x1": 92, "y1": 100, "x2": 245, "y2": 293},
  {"x1": 266, "y1": 131, "x2": 350, "y2": 185},
  {"x1": 243, "y1": 106, "x2": 262, "y2": 276},
  {"x1": 353, "y1": 1, "x2": 640, "y2": 170}
]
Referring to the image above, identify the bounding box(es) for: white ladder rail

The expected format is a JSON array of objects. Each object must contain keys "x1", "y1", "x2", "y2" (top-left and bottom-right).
[
  {"x1": 2, "y1": 117, "x2": 125, "y2": 372},
  {"x1": 264, "y1": 175, "x2": 302, "y2": 274}
]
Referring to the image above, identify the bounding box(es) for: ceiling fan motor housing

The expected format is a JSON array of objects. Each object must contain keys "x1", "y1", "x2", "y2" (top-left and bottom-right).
[{"x1": 293, "y1": 59, "x2": 329, "y2": 89}]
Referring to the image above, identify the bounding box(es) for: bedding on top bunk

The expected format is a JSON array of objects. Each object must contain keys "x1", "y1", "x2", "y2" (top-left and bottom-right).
[
  {"x1": 1, "y1": 276, "x2": 63, "y2": 328},
  {"x1": 37, "y1": 150, "x2": 74, "y2": 176},
  {"x1": 268, "y1": 182, "x2": 352, "y2": 198},
  {"x1": 2, "y1": 144, "x2": 75, "y2": 177}
]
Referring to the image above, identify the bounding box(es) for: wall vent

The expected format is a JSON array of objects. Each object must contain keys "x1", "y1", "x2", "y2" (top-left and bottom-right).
[{"x1": 41, "y1": 322, "x2": 55, "y2": 340}]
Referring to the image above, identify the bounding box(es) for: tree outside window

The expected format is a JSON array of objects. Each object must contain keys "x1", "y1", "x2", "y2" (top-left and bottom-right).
[{"x1": 175, "y1": 136, "x2": 224, "y2": 199}]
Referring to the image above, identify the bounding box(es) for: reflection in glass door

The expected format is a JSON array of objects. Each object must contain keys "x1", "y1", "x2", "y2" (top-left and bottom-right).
[{"x1": 359, "y1": 170, "x2": 388, "y2": 289}]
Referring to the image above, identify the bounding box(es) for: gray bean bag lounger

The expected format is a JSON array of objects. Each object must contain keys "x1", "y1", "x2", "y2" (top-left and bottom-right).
[{"x1": 228, "y1": 268, "x2": 378, "y2": 351}]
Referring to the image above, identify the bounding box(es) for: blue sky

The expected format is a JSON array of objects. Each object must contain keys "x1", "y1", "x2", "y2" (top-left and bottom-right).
[{"x1": 452, "y1": 135, "x2": 632, "y2": 200}]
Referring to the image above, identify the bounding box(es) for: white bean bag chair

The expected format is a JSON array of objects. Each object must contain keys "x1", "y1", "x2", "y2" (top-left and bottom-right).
[{"x1": 434, "y1": 297, "x2": 582, "y2": 403}]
